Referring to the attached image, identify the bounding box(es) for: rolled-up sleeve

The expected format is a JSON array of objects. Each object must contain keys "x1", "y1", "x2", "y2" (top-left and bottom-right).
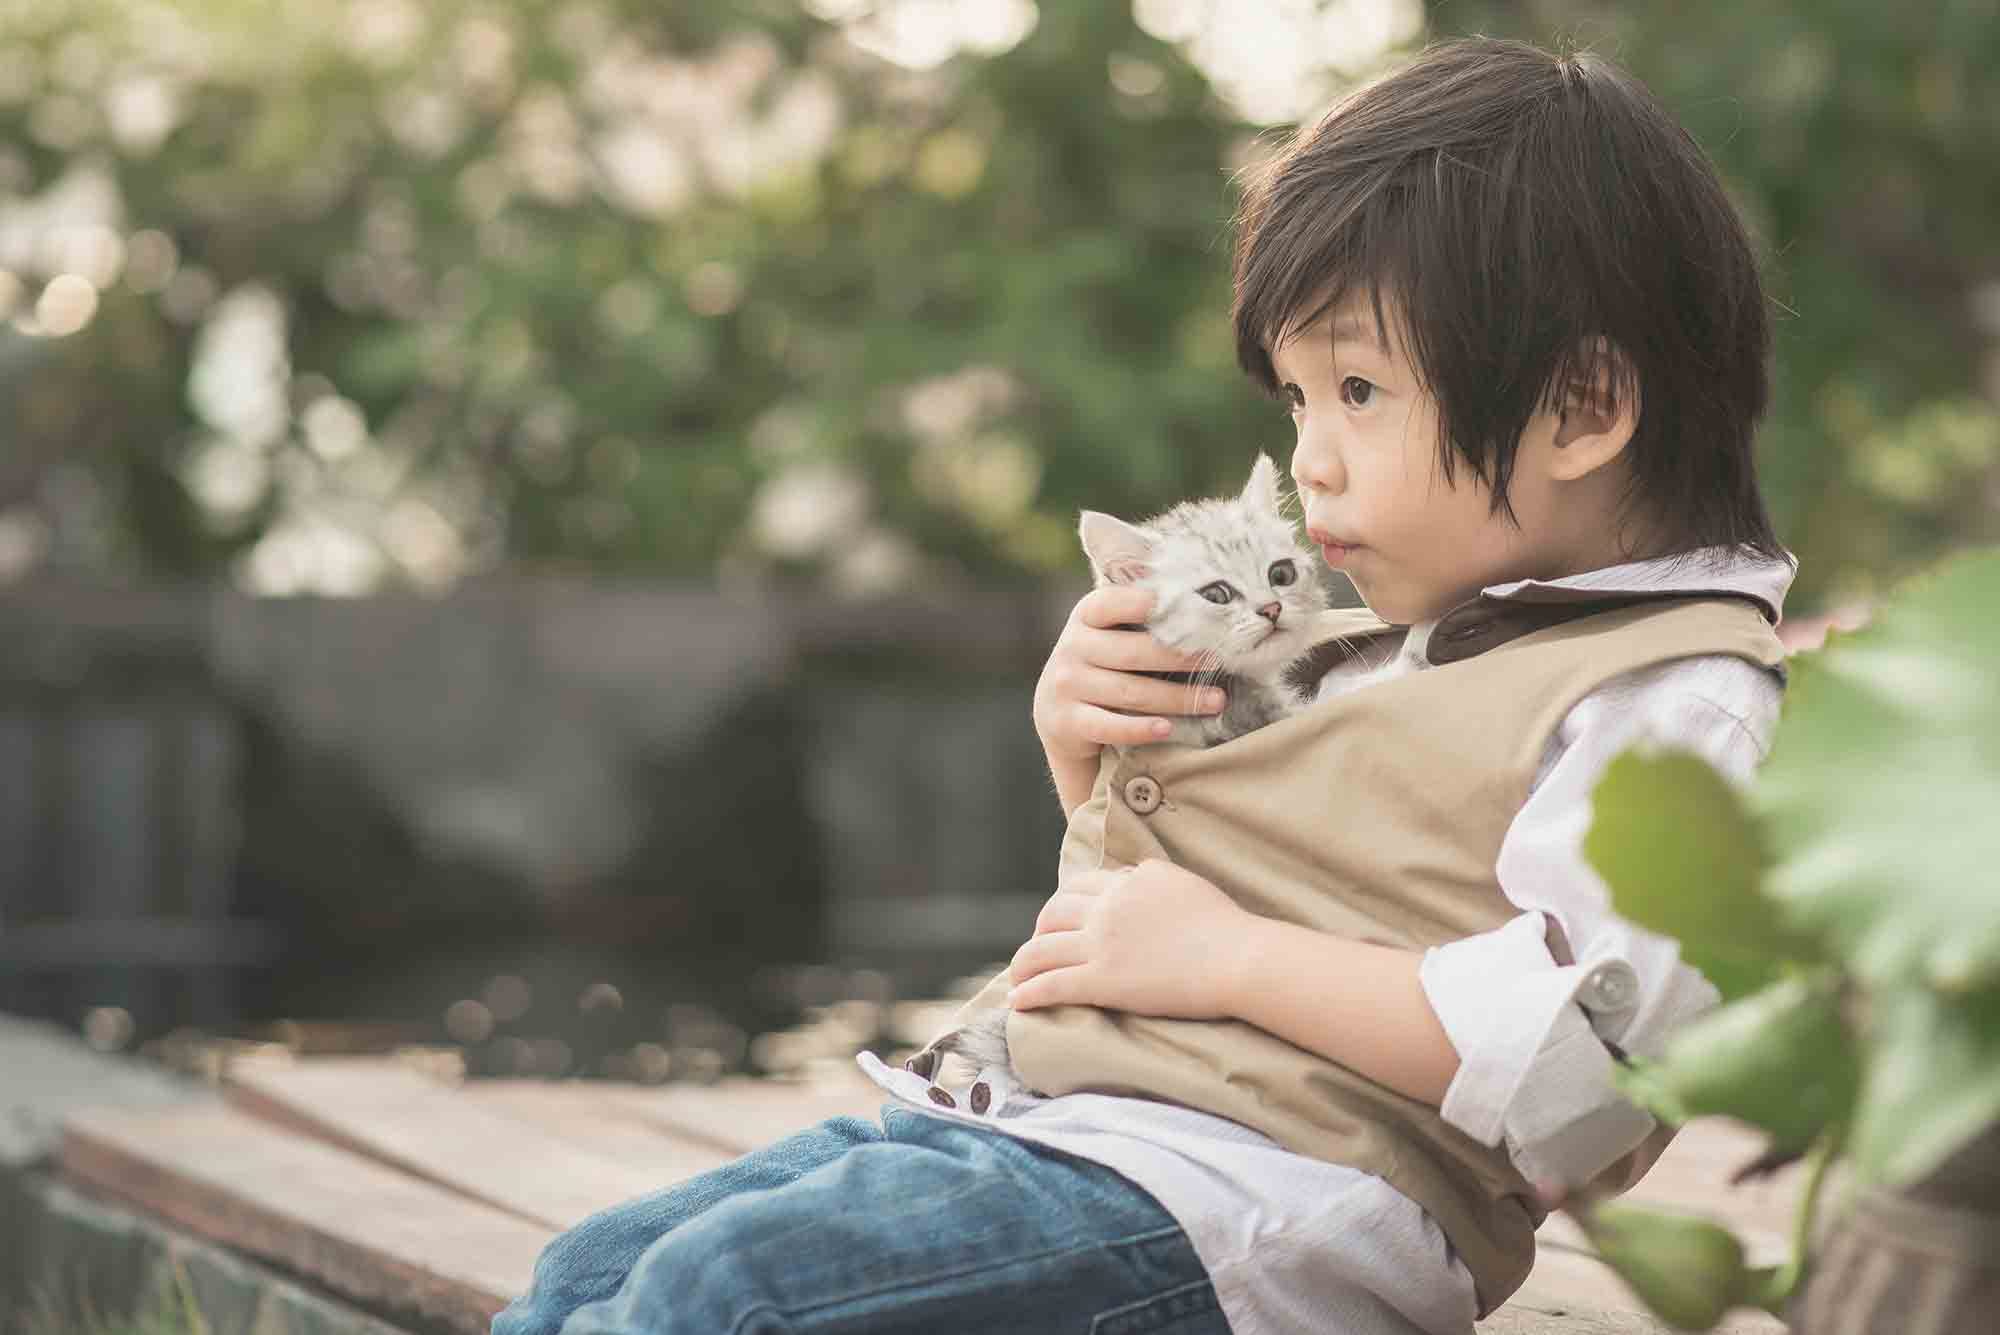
[{"x1": 1418, "y1": 654, "x2": 1782, "y2": 1188}]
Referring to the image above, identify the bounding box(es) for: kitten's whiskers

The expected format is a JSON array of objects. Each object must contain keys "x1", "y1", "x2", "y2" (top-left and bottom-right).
[{"x1": 1179, "y1": 649, "x2": 1226, "y2": 716}]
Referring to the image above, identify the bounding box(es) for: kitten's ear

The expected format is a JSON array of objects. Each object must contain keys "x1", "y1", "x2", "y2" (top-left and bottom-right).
[
  {"x1": 1078, "y1": 511, "x2": 1154, "y2": 586},
  {"x1": 1240, "y1": 453, "x2": 1285, "y2": 515}
]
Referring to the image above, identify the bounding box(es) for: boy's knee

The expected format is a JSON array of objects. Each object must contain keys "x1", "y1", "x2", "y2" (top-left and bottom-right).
[
  {"x1": 491, "y1": 1289, "x2": 572, "y2": 1335},
  {"x1": 553, "y1": 1237, "x2": 781, "y2": 1335},
  {"x1": 496, "y1": 1212, "x2": 649, "y2": 1335}
]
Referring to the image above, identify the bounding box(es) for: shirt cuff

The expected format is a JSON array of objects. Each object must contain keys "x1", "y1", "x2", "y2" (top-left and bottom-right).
[
  {"x1": 1500, "y1": 1003, "x2": 1657, "y2": 1186},
  {"x1": 1420, "y1": 912, "x2": 1653, "y2": 1184}
]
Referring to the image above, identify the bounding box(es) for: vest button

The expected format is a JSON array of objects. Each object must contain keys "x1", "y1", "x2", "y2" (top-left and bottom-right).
[{"x1": 1123, "y1": 775, "x2": 1162, "y2": 814}]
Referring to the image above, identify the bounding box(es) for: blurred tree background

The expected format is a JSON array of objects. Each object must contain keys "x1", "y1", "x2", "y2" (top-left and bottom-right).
[{"x1": 0, "y1": 0, "x2": 1995, "y2": 609}]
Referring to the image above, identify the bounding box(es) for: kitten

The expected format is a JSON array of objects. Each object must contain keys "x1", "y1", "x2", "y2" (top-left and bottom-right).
[
  {"x1": 1079, "y1": 452, "x2": 1330, "y2": 748},
  {"x1": 903, "y1": 452, "x2": 1329, "y2": 1091}
]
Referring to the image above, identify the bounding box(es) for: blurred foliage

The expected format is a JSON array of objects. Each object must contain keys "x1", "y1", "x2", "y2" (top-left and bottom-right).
[
  {"x1": 1583, "y1": 546, "x2": 2000, "y2": 1327},
  {"x1": 0, "y1": 0, "x2": 1994, "y2": 603}
]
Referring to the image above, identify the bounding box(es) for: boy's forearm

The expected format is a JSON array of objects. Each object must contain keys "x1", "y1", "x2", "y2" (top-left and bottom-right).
[{"x1": 1222, "y1": 916, "x2": 1460, "y2": 1107}]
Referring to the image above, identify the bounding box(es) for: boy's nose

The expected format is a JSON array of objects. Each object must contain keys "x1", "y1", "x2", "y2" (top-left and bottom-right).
[
  {"x1": 1257, "y1": 601, "x2": 1282, "y2": 624},
  {"x1": 1290, "y1": 436, "x2": 1343, "y2": 496}
]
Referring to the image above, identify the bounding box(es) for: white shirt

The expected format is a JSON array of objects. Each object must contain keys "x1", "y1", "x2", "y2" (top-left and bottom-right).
[{"x1": 857, "y1": 546, "x2": 1795, "y2": 1335}]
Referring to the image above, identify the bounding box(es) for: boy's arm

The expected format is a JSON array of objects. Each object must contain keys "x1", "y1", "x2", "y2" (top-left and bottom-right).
[
  {"x1": 1217, "y1": 655, "x2": 1782, "y2": 1191},
  {"x1": 1218, "y1": 922, "x2": 1461, "y2": 1107},
  {"x1": 1415, "y1": 656, "x2": 1782, "y2": 1191}
]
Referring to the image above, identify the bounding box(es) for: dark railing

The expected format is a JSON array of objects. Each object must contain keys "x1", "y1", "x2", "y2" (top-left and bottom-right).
[{"x1": 0, "y1": 576, "x2": 1079, "y2": 1059}]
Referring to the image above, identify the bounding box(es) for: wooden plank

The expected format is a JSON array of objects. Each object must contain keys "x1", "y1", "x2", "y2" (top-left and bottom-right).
[
  {"x1": 460, "y1": 1079, "x2": 735, "y2": 1180},
  {"x1": 116, "y1": 1047, "x2": 1808, "y2": 1335},
  {"x1": 1537, "y1": 1210, "x2": 1784, "y2": 1274},
  {"x1": 1620, "y1": 1118, "x2": 1810, "y2": 1244},
  {"x1": 590, "y1": 1073, "x2": 888, "y2": 1156},
  {"x1": 1522, "y1": 1221, "x2": 1787, "y2": 1331},
  {"x1": 226, "y1": 1056, "x2": 699, "y2": 1230},
  {"x1": 1480, "y1": 1305, "x2": 1677, "y2": 1335},
  {"x1": 1500, "y1": 1237, "x2": 1787, "y2": 1334},
  {"x1": 1482, "y1": 1118, "x2": 1804, "y2": 1334},
  {"x1": 60, "y1": 1101, "x2": 551, "y2": 1335},
  {"x1": 0, "y1": 1012, "x2": 199, "y2": 1168}
]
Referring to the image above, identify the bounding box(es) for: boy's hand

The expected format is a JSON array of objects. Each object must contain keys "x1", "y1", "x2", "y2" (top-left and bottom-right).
[
  {"x1": 1033, "y1": 588, "x2": 1225, "y2": 805},
  {"x1": 1005, "y1": 860, "x2": 1251, "y2": 1021}
]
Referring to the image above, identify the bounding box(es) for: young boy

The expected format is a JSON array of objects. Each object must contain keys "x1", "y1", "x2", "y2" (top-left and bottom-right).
[{"x1": 496, "y1": 35, "x2": 1794, "y2": 1335}]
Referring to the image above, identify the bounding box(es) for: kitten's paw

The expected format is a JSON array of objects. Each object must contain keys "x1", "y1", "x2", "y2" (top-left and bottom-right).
[
  {"x1": 947, "y1": 1008, "x2": 1015, "y2": 1070},
  {"x1": 908, "y1": 1008, "x2": 1016, "y2": 1082}
]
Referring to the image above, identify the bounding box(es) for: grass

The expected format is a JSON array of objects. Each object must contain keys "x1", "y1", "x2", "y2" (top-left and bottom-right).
[{"x1": 18, "y1": 1258, "x2": 211, "y2": 1335}]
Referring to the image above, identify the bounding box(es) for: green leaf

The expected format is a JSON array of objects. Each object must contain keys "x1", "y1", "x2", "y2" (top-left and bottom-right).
[
  {"x1": 1585, "y1": 749, "x2": 1811, "y2": 1000},
  {"x1": 1577, "y1": 1201, "x2": 1754, "y2": 1331},
  {"x1": 1757, "y1": 548, "x2": 2000, "y2": 991},
  {"x1": 1614, "y1": 1058, "x2": 1694, "y2": 1127},
  {"x1": 1615, "y1": 974, "x2": 1858, "y2": 1153},
  {"x1": 1849, "y1": 985, "x2": 2000, "y2": 1187}
]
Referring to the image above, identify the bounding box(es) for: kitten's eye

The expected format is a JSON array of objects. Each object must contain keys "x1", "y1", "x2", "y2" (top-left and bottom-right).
[
  {"x1": 1268, "y1": 560, "x2": 1297, "y2": 588},
  {"x1": 1198, "y1": 581, "x2": 1236, "y2": 605},
  {"x1": 1339, "y1": 376, "x2": 1376, "y2": 409}
]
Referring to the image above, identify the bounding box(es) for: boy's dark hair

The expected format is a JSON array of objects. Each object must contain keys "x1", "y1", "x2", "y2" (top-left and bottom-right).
[{"x1": 1232, "y1": 36, "x2": 1784, "y2": 560}]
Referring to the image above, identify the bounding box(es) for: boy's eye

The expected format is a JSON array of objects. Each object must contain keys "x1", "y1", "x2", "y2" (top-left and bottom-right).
[
  {"x1": 1199, "y1": 581, "x2": 1236, "y2": 605},
  {"x1": 1280, "y1": 382, "x2": 1305, "y2": 412},
  {"x1": 1268, "y1": 560, "x2": 1297, "y2": 588},
  {"x1": 1339, "y1": 376, "x2": 1376, "y2": 408}
]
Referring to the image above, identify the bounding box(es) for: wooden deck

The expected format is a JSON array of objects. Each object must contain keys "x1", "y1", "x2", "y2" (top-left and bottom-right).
[{"x1": 33, "y1": 1045, "x2": 1801, "y2": 1335}]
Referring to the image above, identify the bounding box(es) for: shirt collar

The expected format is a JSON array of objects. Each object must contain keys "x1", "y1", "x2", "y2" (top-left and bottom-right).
[
  {"x1": 1415, "y1": 546, "x2": 1797, "y2": 668},
  {"x1": 1473, "y1": 546, "x2": 1794, "y2": 623}
]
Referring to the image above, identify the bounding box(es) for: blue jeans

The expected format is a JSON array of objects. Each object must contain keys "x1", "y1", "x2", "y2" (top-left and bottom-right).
[{"x1": 493, "y1": 1104, "x2": 1230, "y2": 1335}]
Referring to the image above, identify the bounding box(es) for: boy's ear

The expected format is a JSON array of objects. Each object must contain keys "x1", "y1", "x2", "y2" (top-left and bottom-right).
[
  {"x1": 1078, "y1": 511, "x2": 1154, "y2": 585},
  {"x1": 1546, "y1": 336, "x2": 1640, "y2": 482},
  {"x1": 1239, "y1": 452, "x2": 1285, "y2": 514}
]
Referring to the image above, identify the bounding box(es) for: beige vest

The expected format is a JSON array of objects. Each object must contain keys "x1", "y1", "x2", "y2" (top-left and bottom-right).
[{"x1": 952, "y1": 594, "x2": 1787, "y2": 1315}]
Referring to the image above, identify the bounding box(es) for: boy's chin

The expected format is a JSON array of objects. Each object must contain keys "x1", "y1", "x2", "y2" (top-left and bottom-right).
[
  {"x1": 1346, "y1": 580, "x2": 1424, "y2": 627},
  {"x1": 1346, "y1": 571, "x2": 1470, "y2": 627}
]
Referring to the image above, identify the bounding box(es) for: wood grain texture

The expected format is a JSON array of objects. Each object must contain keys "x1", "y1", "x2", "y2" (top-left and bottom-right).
[
  {"x1": 1477, "y1": 1118, "x2": 1801, "y2": 1334},
  {"x1": 59, "y1": 1102, "x2": 550, "y2": 1335},
  {"x1": 225, "y1": 1057, "x2": 704, "y2": 1230},
  {"x1": 52, "y1": 1050, "x2": 1809, "y2": 1335},
  {"x1": 589, "y1": 1074, "x2": 888, "y2": 1155},
  {"x1": 1617, "y1": 1117, "x2": 1811, "y2": 1247},
  {"x1": 460, "y1": 1078, "x2": 735, "y2": 1179}
]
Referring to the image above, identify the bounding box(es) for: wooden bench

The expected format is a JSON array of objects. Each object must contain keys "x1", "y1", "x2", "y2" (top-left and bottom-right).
[{"x1": 0, "y1": 1016, "x2": 1799, "y2": 1335}]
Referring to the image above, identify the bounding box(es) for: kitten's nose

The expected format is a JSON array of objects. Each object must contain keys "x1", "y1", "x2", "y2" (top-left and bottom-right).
[{"x1": 1256, "y1": 601, "x2": 1282, "y2": 625}]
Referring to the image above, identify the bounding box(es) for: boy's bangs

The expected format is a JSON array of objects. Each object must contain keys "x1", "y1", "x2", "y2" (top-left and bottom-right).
[
  {"x1": 1232, "y1": 172, "x2": 1419, "y2": 402},
  {"x1": 1232, "y1": 160, "x2": 1520, "y2": 495}
]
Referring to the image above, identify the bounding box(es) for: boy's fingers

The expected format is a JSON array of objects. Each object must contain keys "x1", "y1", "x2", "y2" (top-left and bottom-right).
[
  {"x1": 1074, "y1": 585, "x2": 1155, "y2": 629},
  {"x1": 1078, "y1": 666, "x2": 1223, "y2": 717},
  {"x1": 1070, "y1": 704, "x2": 1174, "y2": 748},
  {"x1": 1006, "y1": 968, "x2": 1079, "y2": 1011},
  {"x1": 1009, "y1": 929, "x2": 1086, "y2": 983},
  {"x1": 1081, "y1": 625, "x2": 1209, "y2": 674},
  {"x1": 1032, "y1": 889, "x2": 1091, "y2": 935}
]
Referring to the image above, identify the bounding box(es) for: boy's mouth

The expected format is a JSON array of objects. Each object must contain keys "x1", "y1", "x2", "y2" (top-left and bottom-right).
[{"x1": 1307, "y1": 526, "x2": 1358, "y2": 565}]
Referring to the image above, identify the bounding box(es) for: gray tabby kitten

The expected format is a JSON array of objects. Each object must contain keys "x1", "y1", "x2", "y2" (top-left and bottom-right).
[{"x1": 904, "y1": 452, "x2": 1329, "y2": 1089}]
